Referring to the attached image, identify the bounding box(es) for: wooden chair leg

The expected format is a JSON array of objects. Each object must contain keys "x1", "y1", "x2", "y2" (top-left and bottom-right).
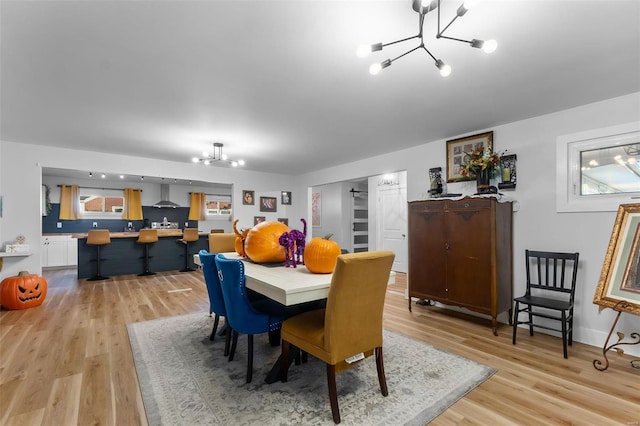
[
  {"x1": 301, "y1": 350, "x2": 308, "y2": 363},
  {"x1": 375, "y1": 347, "x2": 388, "y2": 396},
  {"x1": 229, "y1": 330, "x2": 239, "y2": 361},
  {"x1": 512, "y1": 301, "x2": 519, "y2": 345},
  {"x1": 281, "y1": 340, "x2": 290, "y2": 382},
  {"x1": 247, "y1": 334, "x2": 254, "y2": 383},
  {"x1": 326, "y1": 364, "x2": 340, "y2": 424},
  {"x1": 528, "y1": 305, "x2": 534, "y2": 336},
  {"x1": 210, "y1": 314, "x2": 220, "y2": 341},
  {"x1": 224, "y1": 325, "x2": 232, "y2": 356},
  {"x1": 561, "y1": 311, "x2": 568, "y2": 359}
]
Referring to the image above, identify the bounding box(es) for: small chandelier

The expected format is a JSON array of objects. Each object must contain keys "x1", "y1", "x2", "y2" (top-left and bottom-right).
[
  {"x1": 357, "y1": 0, "x2": 497, "y2": 77},
  {"x1": 192, "y1": 142, "x2": 245, "y2": 167}
]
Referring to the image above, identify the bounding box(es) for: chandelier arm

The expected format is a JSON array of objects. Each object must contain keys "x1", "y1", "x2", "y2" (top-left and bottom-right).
[
  {"x1": 421, "y1": 45, "x2": 438, "y2": 63},
  {"x1": 438, "y1": 34, "x2": 472, "y2": 44},
  {"x1": 438, "y1": 14, "x2": 461, "y2": 38},
  {"x1": 382, "y1": 34, "x2": 421, "y2": 49},
  {"x1": 389, "y1": 45, "x2": 423, "y2": 63}
]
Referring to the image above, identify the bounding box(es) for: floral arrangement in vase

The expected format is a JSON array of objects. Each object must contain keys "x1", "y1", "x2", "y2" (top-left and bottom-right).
[{"x1": 460, "y1": 148, "x2": 502, "y2": 193}]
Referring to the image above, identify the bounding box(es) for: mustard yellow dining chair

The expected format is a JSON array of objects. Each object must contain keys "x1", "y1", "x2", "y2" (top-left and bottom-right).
[
  {"x1": 281, "y1": 251, "x2": 395, "y2": 424},
  {"x1": 208, "y1": 232, "x2": 236, "y2": 254}
]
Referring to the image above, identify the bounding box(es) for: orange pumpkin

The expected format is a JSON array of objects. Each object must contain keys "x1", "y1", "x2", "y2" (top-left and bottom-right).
[
  {"x1": 244, "y1": 221, "x2": 290, "y2": 263},
  {"x1": 0, "y1": 271, "x2": 48, "y2": 310},
  {"x1": 304, "y1": 235, "x2": 341, "y2": 274},
  {"x1": 232, "y1": 219, "x2": 249, "y2": 257}
]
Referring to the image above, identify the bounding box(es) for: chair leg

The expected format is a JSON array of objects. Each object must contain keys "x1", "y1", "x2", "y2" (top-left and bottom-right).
[
  {"x1": 375, "y1": 347, "x2": 388, "y2": 397},
  {"x1": 301, "y1": 351, "x2": 308, "y2": 363},
  {"x1": 224, "y1": 325, "x2": 232, "y2": 357},
  {"x1": 88, "y1": 245, "x2": 109, "y2": 281},
  {"x1": 528, "y1": 305, "x2": 534, "y2": 336},
  {"x1": 179, "y1": 242, "x2": 194, "y2": 272},
  {"x1": 281, "y1": 340, "x2": 290, "y2": 382},
  {"x1": 568, "y1": 308, "x2": 574, "y2": 345},
  {"x1": 229, "y1": 330, "x2": 239, "y2": 361},
  {"x1": 512, "y1": 301, "x2": 519, "y2": 345},
  {"x1": 326, "y1": 364, "x2": 340, "y2": 424},
  {"x1": 246, "y1": 334, "x2": 254, "y2": 383},
  {"x1": 209, "y1": 314, "x2": 220, "y2": 341},
  {"x1": 561, "y1": 311, "x2": 568, "y2": 359}
]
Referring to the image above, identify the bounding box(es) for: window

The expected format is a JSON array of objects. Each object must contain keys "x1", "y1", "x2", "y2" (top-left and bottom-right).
[
  {"x1": 79, "y1": 189, "x2": 124, "y2": 218},
  {"x1": 557, "y1": 122, "x2": 640, "y2": 212},
  {"x1": 206, "y1": 195, "x2": 232, "y2": 216}
]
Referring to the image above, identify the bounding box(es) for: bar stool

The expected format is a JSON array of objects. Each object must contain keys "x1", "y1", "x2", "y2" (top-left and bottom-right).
[
  {"x1": 177, "y1": 228, "x2": 200, "y2": 272},
  {"x1": 86, "y1": 229, "x2": 111, "y2": 281},
  {"x1": 136, "y1": 229, "x2": 158, "y2": 276}
]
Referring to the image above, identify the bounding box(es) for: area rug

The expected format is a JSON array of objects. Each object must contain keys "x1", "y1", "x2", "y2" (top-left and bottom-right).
[{"x1": 127, "y1": 313, "x2": 495, "y2": 426}]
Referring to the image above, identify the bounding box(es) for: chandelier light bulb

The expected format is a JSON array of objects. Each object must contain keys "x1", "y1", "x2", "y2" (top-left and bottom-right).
[
  {"x1": 435, "y1": 60, "x2": 451, "y2": 77},
  {"x1": 192, "y1": 157, "x2": 199, "y2": 163},
  {"x1": 369, "y1": 63, "x2": 382, "y2": 75},
  {"x1": 463, "y1": 0, "x2": 479, "y2": 10},
  {"x1": 238, "y1": 159, "x2": 246, "y2": 166},
  {"x1": 204, "y1": 159, "x2": 210, "y2": 165},
  {"x1": 231, "y1": 161, "x2": 238, "y2": 167},
  {"x1": 483, "y1": 39, "x2": 497, "y2": 54}
]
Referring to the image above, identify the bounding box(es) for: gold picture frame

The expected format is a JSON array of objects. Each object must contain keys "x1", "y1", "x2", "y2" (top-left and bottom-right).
[
  {"x1": 446, "y1": 131, "x2": 493, "y2": 183},
  {"x1": 593, "y1": 203, "x2": 640, "y2": 315}
]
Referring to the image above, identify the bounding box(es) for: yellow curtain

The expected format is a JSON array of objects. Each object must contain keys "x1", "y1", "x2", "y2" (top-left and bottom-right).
[
  {"x1": 59, "y1": 184, "x2": 80, "y2": 220},
  {"x1": 188, "y1": 192, "x2": 206, "y2": 221},
  {"x1": 122, "y1": 188, "x2": 143, "y2": 220}
]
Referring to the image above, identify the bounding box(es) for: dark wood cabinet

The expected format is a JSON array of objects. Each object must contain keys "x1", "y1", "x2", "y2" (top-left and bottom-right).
[{"x1": 408, "y1": 197, "x2": 513, "y2": 335}]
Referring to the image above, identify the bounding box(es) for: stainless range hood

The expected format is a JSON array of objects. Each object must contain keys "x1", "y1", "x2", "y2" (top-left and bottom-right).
[{"x1": 153, "y1": 184, "x2": 181, "y2": 208}]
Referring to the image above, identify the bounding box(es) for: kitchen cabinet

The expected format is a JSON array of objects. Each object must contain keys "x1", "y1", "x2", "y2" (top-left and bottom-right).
[
  {"x1": 408, "y1": 197, "x2": 513, "y2": 335},
  {"x1": 42, "y1": 235, "x2": 77, "y2": 267}
]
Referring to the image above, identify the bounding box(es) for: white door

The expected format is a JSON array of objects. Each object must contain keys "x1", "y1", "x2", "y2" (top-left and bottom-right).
[{"x1": 376, "y1": 186, "x2": 407, "y2": 273}]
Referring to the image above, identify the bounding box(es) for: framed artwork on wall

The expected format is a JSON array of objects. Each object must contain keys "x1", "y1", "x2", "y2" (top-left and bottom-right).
[
  {"x1": 312, "y1": 191, "x2": 321, "y2": 227},
  {"x1": 446, "y1": 131, "x2": 493, "y2": 183},
  {"x1": 277, "y1": 218, "x2": 288, "y2": 226},
  {"x1": 260, "y1": 196, "x2": 277, "y2": 212},
  {"x1": 281, "y1": 191, "x2": 292, "y2": 205},
  {"x1": 242, "y1": 190, "x2": 255, "y2": 205},
  {"x1": 254, "y1": 216, "x2": 266, "y2": 225},
  {"x1": 593, "y1": 203, "x2": 640, "y2": 315}
]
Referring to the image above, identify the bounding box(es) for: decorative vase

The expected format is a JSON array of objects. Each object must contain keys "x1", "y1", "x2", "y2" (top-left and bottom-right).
[{"x1": 475, "y1": 168, "x2": 492, "y2": 194}]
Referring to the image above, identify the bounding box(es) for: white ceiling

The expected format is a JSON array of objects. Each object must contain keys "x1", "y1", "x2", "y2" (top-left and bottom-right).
[{"x1": 2, "y1": 1, "x2": 639, "y2": 176}]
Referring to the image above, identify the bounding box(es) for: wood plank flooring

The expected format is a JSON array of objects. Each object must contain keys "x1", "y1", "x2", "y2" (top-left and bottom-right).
[{"x1": 1, "y1": 269, "x2": 638, "y2": 425}]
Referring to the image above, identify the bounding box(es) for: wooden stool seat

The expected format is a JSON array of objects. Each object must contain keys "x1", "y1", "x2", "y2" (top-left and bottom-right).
[
  {"x1": 136, "y1": 229, "x2": 158, "y2": 276},
  {"x1": 86, "y1": 230, "x2": 111, "y2": 281}
]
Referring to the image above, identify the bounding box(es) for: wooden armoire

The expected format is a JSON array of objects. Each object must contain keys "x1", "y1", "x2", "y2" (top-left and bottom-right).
[{"x1": 408, "y1": 197, "x2": 513, "y2": 335}]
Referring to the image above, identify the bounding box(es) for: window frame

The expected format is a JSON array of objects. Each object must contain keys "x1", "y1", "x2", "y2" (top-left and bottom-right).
[
  {"x1": 79, "y1": 188, "x2": 125, "y2": 219},
  {"x1": 556, "y1": 122, "x2": 640, "y2": 212}
]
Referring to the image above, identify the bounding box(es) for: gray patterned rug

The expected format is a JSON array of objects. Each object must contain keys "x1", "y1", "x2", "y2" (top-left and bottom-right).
[{"x1": 127, "y1": 313, "x2": 495, "y2": 426}]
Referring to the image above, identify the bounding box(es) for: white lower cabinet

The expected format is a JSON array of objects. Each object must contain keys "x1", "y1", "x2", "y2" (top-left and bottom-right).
[{"x1": 42, "y1": 235, "x2": 77, "y2": 267}]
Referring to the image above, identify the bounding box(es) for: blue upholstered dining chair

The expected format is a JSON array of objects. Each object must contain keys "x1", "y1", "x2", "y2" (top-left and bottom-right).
[
  {"x1": 198, "y1": 250, "x2": 232, "y2": 356},
  {"x1": 214, "y1": 253, "x2": 284, "y2": 383}
]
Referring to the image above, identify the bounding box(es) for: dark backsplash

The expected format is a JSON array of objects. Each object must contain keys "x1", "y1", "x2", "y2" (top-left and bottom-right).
[{"x1": 42, "y1": 204, "x2": 196, "y2": 234}]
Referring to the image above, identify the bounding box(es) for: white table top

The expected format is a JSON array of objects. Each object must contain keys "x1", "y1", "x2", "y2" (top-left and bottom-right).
[{"x1": 195, "y1": 252, "x2": 332, "y2": 306}]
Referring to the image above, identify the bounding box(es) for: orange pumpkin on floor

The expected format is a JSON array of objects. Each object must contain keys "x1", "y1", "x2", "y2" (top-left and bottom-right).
[
  {"x1": 0, "y1": 271, "x2": 48, "y2": 310},
  {"x1": 304, "y1": 235, "x2": 341, "y2": 274},
  {"x1": 244, "y1": 221, "x2": 290, "y2": 263}
]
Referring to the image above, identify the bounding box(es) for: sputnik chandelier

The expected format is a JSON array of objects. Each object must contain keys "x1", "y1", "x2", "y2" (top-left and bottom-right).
[
  {"x1": 357, "y1": 0, "x2": 497, "y2": 77},
  {"x1": 192, "y1": 142, "x2": 245, "y2": 167}
]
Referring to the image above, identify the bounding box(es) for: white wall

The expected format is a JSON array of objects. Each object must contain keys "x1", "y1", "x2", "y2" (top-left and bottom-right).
[
  {"x1": 309, "y1": 181, "x2": 352, "y2": 250},
  {"x1": 297, "y1": 92, "x2": 640, "y2": 356}
]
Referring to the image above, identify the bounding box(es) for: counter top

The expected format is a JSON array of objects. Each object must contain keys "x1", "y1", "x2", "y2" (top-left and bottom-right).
[{"x1": 71, "y1": 230, "x2": 208, "y2": 239}]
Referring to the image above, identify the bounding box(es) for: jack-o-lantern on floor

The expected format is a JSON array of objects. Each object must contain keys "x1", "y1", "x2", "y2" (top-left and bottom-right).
[{"x1": 0, "y1": 271, "x2": 48, "y2": 310}]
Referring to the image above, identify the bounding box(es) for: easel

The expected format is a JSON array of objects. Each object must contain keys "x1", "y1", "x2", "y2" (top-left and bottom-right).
[{"x1": 593, "y1": 302, "x2": 640, "y2": 371}]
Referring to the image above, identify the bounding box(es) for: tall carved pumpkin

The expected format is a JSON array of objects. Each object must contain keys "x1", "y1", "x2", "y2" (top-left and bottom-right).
[
  {"x1": 244, "y1": 221, "x2": 290, "y2": 263},
  {"x1": 232, "y1": 219, "x2": 249, "y2": 257},
  {"x1": 304, "y1": 235, "x2": 341, "y2": 274},
  {"x1": 0, "y1": 271, "x2": 48, "y2": 310}
]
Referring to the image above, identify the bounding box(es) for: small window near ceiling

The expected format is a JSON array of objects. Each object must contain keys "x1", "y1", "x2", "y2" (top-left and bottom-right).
[{"x1": 557, "y1": 123, "x2": 640, "y2": 212}]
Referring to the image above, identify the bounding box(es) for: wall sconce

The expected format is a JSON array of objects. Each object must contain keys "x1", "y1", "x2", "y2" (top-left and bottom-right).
[{"x1": 498, "y1": 154, "x2": 517, "y2": 190}]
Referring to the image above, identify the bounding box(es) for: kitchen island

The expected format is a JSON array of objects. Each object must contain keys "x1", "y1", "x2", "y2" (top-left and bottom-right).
[{"x1": 73, "y1": 230, "x2": 208, "y2": 279}]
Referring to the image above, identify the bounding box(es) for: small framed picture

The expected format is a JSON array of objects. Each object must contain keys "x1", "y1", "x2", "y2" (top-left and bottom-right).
[
  {"x1": 281, "y1": 191, "x2": 292, "y2": 205},
  {"x1": 260, "y1": 196, "x2": 277, "y2": 212},
  {"x1": 254, "y1": 216, "x2": 266, "y2": 225},
  {"x1": 277, "y1": 218, "x2": 289, "y2": 226},
  {"x1": 242, "y1": 190, "x2": 255, "y2": 205},
  {"x1": 446, "y1": 131, "x2": 493, "y2": 183}
]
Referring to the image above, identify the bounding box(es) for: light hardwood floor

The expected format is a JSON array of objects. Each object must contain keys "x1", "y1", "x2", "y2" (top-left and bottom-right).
[{"x1": 0, "y1": 269, "x2": 638, "y2": 425}]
